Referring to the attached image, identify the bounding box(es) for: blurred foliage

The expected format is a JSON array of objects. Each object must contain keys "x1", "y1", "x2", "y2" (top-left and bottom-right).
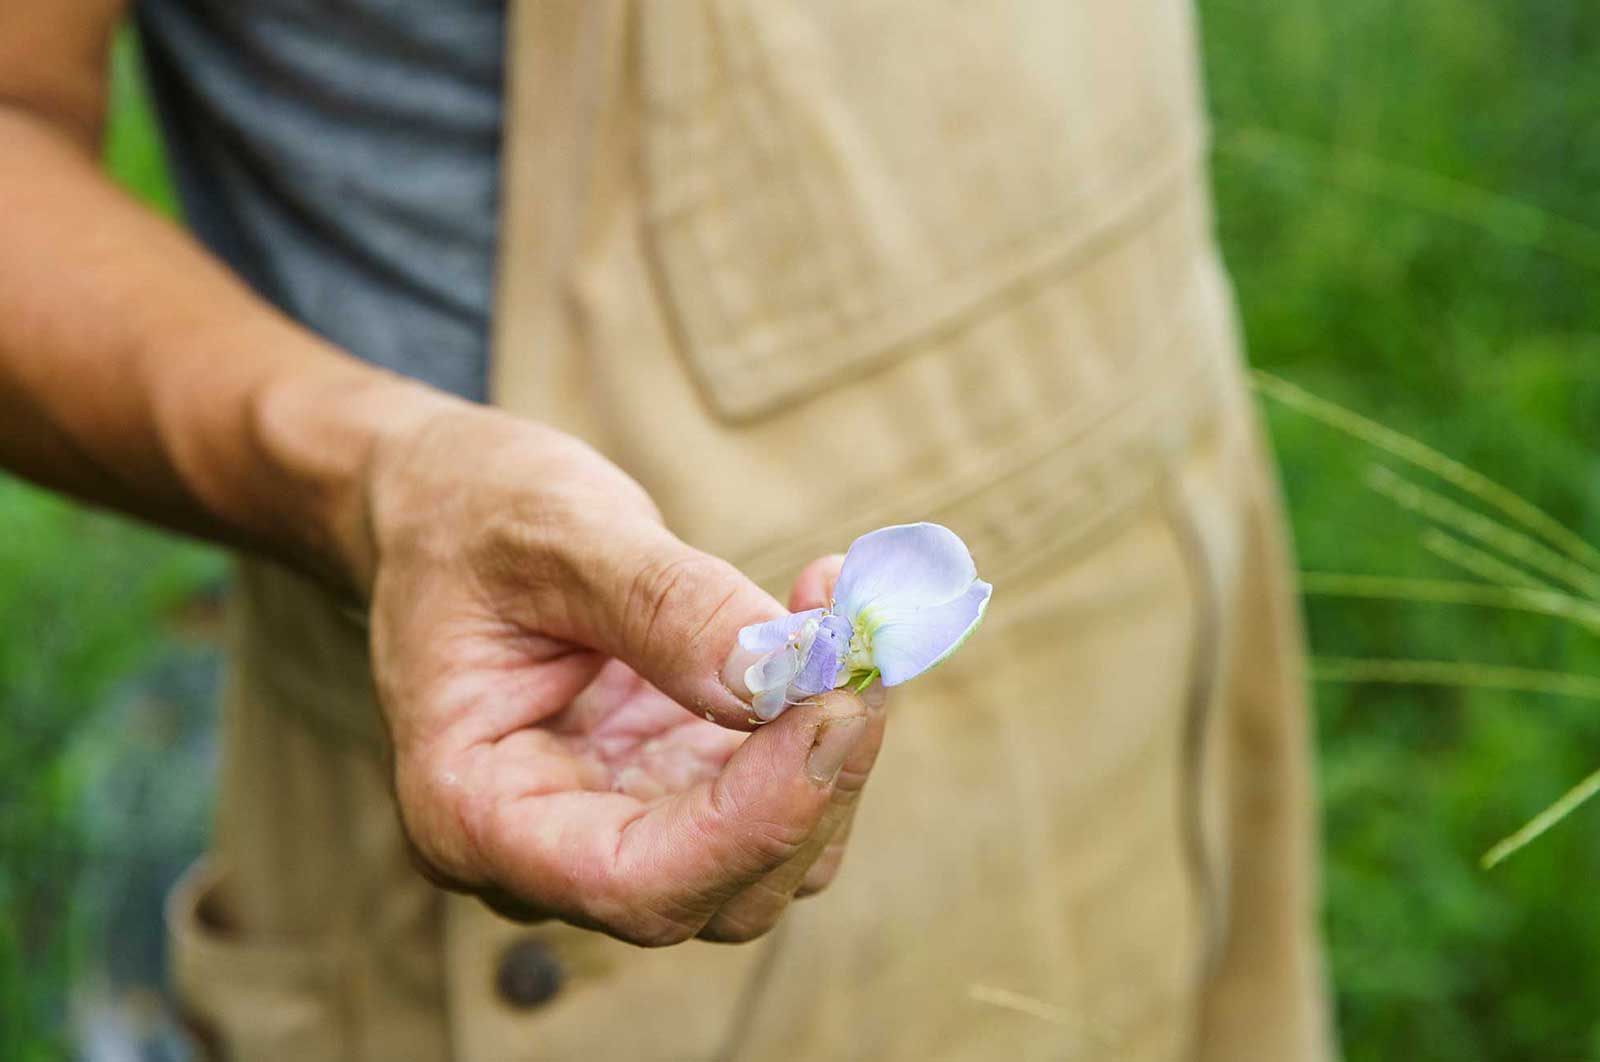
[
  {"x1": 4, "y1": 4, "x2": 1600, "y2": 1059},
  {"x1": 0, "y1": 31, "x2": 221, "y2": 1062},
  {"x1": 1202, "y1": 0, "x2": 1600, "y2": 1057},
  {"x1": 103, "y1": 31, "x2": 178, "y2": 219}
]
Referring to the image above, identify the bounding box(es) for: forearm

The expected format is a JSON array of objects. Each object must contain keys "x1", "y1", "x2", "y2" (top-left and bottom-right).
[{"x1": 0, "y1": 105, "x2": 461, "y2": 594}]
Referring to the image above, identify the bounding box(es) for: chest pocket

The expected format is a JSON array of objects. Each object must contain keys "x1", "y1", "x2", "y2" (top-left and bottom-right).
[{"x1": 638, "y1": 0, "x2": 1209, "y2": 422}]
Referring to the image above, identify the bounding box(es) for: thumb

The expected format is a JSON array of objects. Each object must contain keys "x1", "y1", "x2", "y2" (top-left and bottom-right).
[
  {"x1": 584, "y1": 524, "x2": 788, "y2": 728},
  {"x1": 609, "y1": 691, "x2": 872, "y2": 933}
]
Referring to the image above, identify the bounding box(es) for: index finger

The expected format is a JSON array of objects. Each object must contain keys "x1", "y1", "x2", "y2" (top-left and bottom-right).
[{"x1": 788, "y1": 553, "x2": 846, "y2": 612}]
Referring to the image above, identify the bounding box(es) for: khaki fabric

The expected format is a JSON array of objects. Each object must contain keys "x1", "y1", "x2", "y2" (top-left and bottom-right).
[{"x1": 168, "y1": 0, "x2": 1333, "y2": 1059}]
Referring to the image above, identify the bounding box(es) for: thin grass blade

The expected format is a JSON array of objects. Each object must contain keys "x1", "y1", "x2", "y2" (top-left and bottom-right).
[
  {"x1": 1312, "y1": 657, "x2": 1600, "y2": 702},
  {"x1": 966, "y1": 985, "x2": 1117, "y2": 1050},
  {"x1": 1482, "y1": 764, "x2": 1600, "y2": 869},
  {"x1": 1367, "y1": 466, "x2": 1600, "y2": 599},
  {"x1": 1217, "y1": 126, "x2": 1600, "y2": 275},
  {"x1": 1299, "y1": 572, "x2": 1600, "y2": 633},
  {"x1": 1254, "y1": 371, "x2": 1600, "y2": 573},
  {"x1": 1419, "y1": 529, "x2": 1559, "y2": 594}
]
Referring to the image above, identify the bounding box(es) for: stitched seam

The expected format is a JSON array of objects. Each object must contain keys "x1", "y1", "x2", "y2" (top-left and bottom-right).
[
  {"x1": 738, "y1": 282, "x2": 1226, "y2": 589},
  {"x1": 703, "y1": 139, "x2": 1202, "y2": 420},
  {"x1": 638, "y1": 30, "x2": 1208, "y2": 419}
]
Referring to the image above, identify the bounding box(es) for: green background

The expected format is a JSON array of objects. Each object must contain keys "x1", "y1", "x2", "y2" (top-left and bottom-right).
[{"x1": 5, "y1": 3, "x2": 1600, "y2": 1057}]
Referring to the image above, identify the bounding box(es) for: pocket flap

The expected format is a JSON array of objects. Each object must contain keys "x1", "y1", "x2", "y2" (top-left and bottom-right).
[
  {"x1": 640, "y1": 0, "x2": 1208, "y2": 420},
  {"x1": 166, "y1": 860, "x2": 346, "y2": 1061}
]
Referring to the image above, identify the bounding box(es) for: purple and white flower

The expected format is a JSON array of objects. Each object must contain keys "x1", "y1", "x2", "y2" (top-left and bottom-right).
[{"x1": 737, "y1": 522, "x2": 992, "y2": 720}]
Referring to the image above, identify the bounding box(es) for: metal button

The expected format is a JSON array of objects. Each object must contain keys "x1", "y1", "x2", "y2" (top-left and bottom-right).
[{"x1": 495, "y1": 939, "x2": 564, "y2": 1010}]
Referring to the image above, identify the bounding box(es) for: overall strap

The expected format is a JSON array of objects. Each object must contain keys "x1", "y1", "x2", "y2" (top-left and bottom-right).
[{"x1": 491, "y1": 0, "x2": 625, "y2": 416}]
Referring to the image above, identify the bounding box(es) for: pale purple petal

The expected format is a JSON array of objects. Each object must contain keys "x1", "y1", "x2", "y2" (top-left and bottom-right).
[
  {"x1": 833, "y1": 523, "x2": 978, "y2": 620},
  {"x1": 791, "y1": 614, "x2": 852, "y2": 695},
  {"x1": 744, "y1": 646, "x2": 799, "y2": 694},
  {"x1": 870, "y1": 580, "x2": 992, "y2": 686},
  {"x1": 738, "y1": 608, "x2": 826, "y2": 653},
  {"x1": 753, "y1": 684, "x2": 790, "y2": 721}
]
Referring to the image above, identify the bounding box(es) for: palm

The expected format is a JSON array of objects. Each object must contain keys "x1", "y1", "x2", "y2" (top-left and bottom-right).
[
  {"x1": 421, "y1": 627, "x2": 747, "y2": 819},
  {"x1": 504, "y1": 654, "x2": 745, "y2": 801},
  {"x1": 376, "y1": 544, "x2": 873, "y2": 945}
]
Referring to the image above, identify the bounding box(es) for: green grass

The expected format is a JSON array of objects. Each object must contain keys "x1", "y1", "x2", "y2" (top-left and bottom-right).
[
  {"x1": 1204, "y1": 1, "x2": 1600, "y2": 1056},
  {"x1": 0, "y1": 33, "x2": 217, "y2": 1060},
  {"x1": 5, "y1": 6, "x2": 1600, "y2": 1058}
]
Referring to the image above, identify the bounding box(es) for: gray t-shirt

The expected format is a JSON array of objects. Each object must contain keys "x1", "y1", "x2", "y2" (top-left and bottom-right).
[{"x1": 136, "y1": 0, "x2": 505, "y2": 401}]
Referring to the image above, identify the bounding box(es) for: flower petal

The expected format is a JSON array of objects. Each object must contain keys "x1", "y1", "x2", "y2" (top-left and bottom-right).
[
  {"x1": 744, "y1": 646, "x2": 799, "y2": 695},
  {"x1": 791, "y1": 614, "x2": 852, "y2": 695},
  {"x1": 753, "y1": 684, "x2": 790, "y2": 721},
  {"x1": 869, "y1": 580, "x2": 992, "y2": 686},
  {"x1": 832, "y1": 523, "x2": 978, "y2": 619},
  {"x1": 737, "y1": 608, "x2": 826, "y2": 653}
]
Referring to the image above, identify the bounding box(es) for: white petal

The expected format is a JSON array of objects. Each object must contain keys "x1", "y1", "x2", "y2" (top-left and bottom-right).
[
  {"x1": 869, "y1": 580, "x2": 992, "y2": 686},
  {"x1": 753, "y1": 684, "x2": 790, "y2": 721},
  {"x1": 833, "y1": 523, "x2": 978, "y2": 620},
  {"x1": 744, "y1": 646, "x2": 799, "y2": 694},
  {"x1": 738, "y1": 608, "x2": 826, "y2": 653}
]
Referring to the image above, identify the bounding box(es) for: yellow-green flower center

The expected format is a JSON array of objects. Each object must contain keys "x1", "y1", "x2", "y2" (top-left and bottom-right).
[{"x1": 844, "y1": 605, "x2": 879, "y2": 674}]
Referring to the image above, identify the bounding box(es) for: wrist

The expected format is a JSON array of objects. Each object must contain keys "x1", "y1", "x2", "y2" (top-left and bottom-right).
[{"x1": 247, "y1": 350, "x2": 464, "y2": 598}]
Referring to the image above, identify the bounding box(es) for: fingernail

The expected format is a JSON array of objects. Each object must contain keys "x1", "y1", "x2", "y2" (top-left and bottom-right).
[
  {"x1": 720, "y1": 643, "x2": 762, "y2": 701},
  {"x1": 805, "y1": 716, "x2": 865, "y2": 786}
]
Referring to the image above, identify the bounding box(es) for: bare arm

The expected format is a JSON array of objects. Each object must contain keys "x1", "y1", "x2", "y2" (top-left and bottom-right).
[
  {"x1": 0, "y1": 0, "x2": 446, "y2": 593},
  {"x1": 0, "y1": 2, "x2": 883, "y2": 947}
]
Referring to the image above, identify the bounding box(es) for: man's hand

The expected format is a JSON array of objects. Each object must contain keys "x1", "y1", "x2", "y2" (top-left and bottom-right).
[
  {"x1": 0, "y1": 0, "x2": 884, "y2": 946},
  {"x1": 359, "y1": 405, "x2": 886, "y2": 945}
]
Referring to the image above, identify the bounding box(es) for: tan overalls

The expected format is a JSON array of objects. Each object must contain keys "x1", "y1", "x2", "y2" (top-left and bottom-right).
[{"x1": 167, "y1": 1, "x2": 1334, "y2": 1058}]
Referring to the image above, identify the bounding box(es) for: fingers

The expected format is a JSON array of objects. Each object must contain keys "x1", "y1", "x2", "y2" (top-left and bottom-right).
[
  {"x1": 692, "y1": 554, "x2": 874, "y2": 938},
  {"x1": 574, "y1": 524, "x2": 792, "y2": 730},
  {"x1": 797, "y1": 806, "x2": 856, "y2": 897},
  {"x1": 479, "y1": 690, "x2": 872, "y2": 946},
  {"x1": 698, "y1": 683, "x2": 886, "y2": 941},
  {"x1": 788, "y1": 553, "x2": 845, "y2": 612},
  {"x1": 560, "y1": 527, "x2": 857, "y2": 732}
]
